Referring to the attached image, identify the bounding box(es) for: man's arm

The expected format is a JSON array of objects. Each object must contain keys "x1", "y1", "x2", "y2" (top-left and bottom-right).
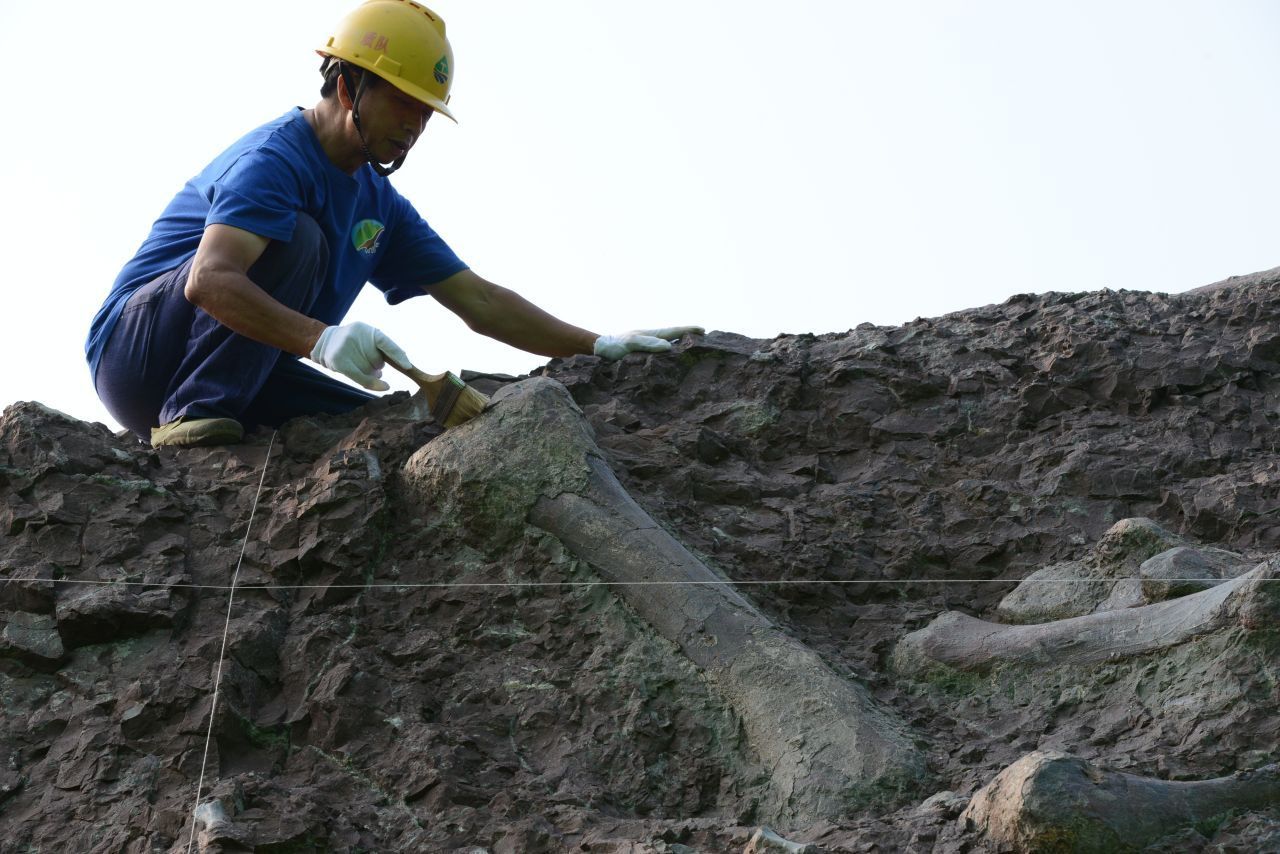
[
  {"x1": 187, "y1": 224, "x2": 410, "y2": 390},
  {"x1": 427, "y1": 268, "x2": 598, "y2": 357},
  {"x1": 186, "y1": 223, "x2": 327, "y2": 357}
]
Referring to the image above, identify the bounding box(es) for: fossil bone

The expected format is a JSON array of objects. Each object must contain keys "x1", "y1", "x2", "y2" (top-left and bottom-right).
[
  {"x1": 962, "y1": 750, "x2": 1280, "y2": 852},
  {"x1": 893, "y1": 557, "x2": 1279, "y2": 675},
  {"x1": 403, "y1": 377, "x2": 926, "y2": 825}
]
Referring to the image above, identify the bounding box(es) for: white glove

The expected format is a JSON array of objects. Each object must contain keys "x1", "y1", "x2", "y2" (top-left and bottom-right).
[
  {"x1": 593, "y1": 326, "x2": 704, "y2": 360},
  {"x1": 309, "y1": 322, "x2": 412, "y2": 391}
]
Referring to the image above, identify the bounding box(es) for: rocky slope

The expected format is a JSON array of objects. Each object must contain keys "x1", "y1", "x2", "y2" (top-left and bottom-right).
[{"x1": 3, "y1": 268, "x2": 1280, "y2": 852}]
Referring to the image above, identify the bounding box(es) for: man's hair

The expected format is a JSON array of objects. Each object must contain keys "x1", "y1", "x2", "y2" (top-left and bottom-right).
[{"x1": 319, "y1": 58, "x2": 381, "y2": 98}]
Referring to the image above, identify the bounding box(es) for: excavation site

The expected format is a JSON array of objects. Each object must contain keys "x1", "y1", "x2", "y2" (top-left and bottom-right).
[{"x1": 3, "y1": 270, "x2": 1280, "y2": 852}]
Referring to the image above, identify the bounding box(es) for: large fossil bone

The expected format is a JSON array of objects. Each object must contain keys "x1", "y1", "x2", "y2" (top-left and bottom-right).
[
  {"x1": 962, "y1": 750, "x2": 1280, "y2": 852},
  {"x1": 402, "y1": 378, "x2": 926, "y2": 825},
  {"x1": 893, "y1": 557, "x2": 1279, "y2": 675}
]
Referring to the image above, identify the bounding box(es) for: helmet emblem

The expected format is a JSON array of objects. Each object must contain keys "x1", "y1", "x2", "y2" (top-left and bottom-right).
[
  {"x1": 360, "y1": 30, "x2": 389, "y2": 51},
  {"x1": 434, "y1": 56, "x2": 450, "y2": 85}
]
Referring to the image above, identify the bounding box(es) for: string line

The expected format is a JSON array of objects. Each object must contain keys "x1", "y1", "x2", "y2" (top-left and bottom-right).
[
  {"x1": 185, "y1": 431, "x2": 276, "y2": 854},
  {"x1": 0, "y1": 577, "x2": 1271, "y2": 590}
]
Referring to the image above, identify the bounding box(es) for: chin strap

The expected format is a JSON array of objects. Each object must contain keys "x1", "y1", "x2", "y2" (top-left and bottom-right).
[{"x1": 338, "y1": 61, "x2": 406, "y2": 177}]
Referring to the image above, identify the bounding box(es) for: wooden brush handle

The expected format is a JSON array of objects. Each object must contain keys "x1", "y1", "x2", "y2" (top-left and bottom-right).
[{"x1": 384, "y1": 356, "x2": 449, "y2": 405}]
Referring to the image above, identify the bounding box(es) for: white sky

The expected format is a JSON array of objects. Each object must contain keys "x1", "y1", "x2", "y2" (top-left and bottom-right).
[{"x1": 3, "y1": 1, "x2": 1279, "y2": 431}]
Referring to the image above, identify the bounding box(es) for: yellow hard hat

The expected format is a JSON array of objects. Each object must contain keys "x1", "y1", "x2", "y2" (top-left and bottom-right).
[{"x1": 319, "y1": 0, "x2": 456, "y2": 122}]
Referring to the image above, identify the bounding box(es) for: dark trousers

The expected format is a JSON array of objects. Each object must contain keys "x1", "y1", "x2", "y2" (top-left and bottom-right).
[{"x1": 95, "y1": 214, "x2": 374, "y2": 437}]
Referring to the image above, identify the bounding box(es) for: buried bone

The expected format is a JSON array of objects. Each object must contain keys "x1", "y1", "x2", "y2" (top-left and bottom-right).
[
  {"x1": 744, "y1": 825, "x2": 823, "y2": 853},
  {"x1": 992, "y1": 516, "x2": 1188, "y2": 624},
  {"x1": 892, "y1": 556, "x2": 1280, "y2": 675},
  {"x1": 402, "y1": 377, "x2": 927, "y2": 825},
  {"x1": 961, "y1": 750, "x2": 1280, "y2": 853},
  {"x1": 994, "y1": 518, "x2": 1253, "y2": 623}
]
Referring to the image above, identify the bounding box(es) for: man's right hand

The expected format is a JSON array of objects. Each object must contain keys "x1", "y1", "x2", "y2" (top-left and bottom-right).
[{"x1": 309, "y1": 322, "x2": 413, "y2": 391}]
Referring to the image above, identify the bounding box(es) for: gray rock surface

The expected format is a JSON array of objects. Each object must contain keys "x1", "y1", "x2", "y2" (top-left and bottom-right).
[
  {"x1": 0, "y1": 611, "x2": 63, "y2": 669},
  {"x1": 1139, "y1": 544, "x2": 1253, "y2": 601},
  {"x1": 4, "y1": 273, "x2": 1280, "y2": 850}
]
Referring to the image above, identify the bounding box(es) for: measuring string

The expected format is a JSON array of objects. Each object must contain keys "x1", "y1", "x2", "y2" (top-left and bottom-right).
[
  {"x1": 185, "y1": 430, "x2": 276, "y2": 854},
  {"x1": 1, "y1": 577, "x2": 1271, "y2": 589}
]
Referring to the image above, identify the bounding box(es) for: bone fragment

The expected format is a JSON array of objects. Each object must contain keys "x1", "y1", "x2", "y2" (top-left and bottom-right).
[
  {"x1": 995, "y1": 560, "x2": 1112, "y2": 624},
  {"x1": 996, "y1": 520, "x2": 1255, "y2": 624},
  {"x1": 744, "y1": 826, "x2": 822, "y2": 853},
  {"x1": 996, "y1": 519, "x2": 1215, "y2": 622},
  {"x1": 962, "y1": 750, "x2": 1280, "y2": 852},
  {"x1": 193, "y1": 800, "x2": 238, "y2": 853},
  {"x1": 894, "y1": 558, "x2": 1279, "y2": 675},
  {"x1": 194, "y1": 800, "x2": 230, "y2": 831},
  {"x1": 402, "y1": 378, "x2": 926, "y2": 825}
]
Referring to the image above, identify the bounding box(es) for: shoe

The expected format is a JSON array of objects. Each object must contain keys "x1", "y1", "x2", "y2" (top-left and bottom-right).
[{"x1": 150, "y1": 416, "x2": 245, "y2": 448}]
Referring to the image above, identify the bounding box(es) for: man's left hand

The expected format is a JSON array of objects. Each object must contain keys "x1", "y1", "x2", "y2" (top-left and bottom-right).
[{"x1": 593, "y1": 327, "x2": 704, "y2": 360}]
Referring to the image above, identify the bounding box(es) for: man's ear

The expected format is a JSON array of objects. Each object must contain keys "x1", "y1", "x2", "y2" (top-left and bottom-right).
[{"x1": 336, "y1": 71, "x2": 356, "y2": 111}]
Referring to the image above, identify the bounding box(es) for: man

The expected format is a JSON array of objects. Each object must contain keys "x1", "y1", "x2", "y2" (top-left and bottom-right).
[{"x1": 86, "y1": 0, "x2": 700, "y2": 447}]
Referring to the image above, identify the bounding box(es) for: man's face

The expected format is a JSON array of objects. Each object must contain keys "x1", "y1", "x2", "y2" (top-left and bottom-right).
[{"x1": 353, "y1": 77, "x2": 433, "y2": 164}]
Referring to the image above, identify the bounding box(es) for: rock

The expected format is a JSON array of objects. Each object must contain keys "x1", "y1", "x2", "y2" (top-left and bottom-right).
[
  {"x1": 0, "y1": 562, "x2": 56, "y2": 613},
  {"x1": 914, "y1": 791, "x2": 968, "y2": 819},
  {"x1": 1140, "y1": 545, "x2": 1252, "y2": 601},
  {"x1": 54, "y1": 584, "x2": 174, "y2": 647},
  {"x1": 996, "y1": 560, "x2": 1108, "y2": 623},
  {"x1": 6, "y1": 273, "x2": 1280, "y2": 850},
  {"x1": 0, "y1": 611, "x2": 64, "y2": 669},
  {"x1": 1092, "y1": 518, "x2": 1185, "y2": 573},
  {"x1": 1097, "y1": 575, "x2": 1146, "y2": 610}
]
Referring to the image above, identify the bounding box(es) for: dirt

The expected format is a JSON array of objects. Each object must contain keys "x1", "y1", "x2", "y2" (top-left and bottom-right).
[{"x1": 3, "y1": 269, "x2": 1280, "y2": 851}]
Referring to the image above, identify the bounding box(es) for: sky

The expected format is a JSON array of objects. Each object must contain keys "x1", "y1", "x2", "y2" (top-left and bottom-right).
[{"x1": 3, "y1": 1, "x2": 1279, "y2": 432}]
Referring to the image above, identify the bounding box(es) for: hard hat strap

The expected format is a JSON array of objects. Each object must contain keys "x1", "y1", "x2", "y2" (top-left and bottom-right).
[{"x1": 338, "y1": 61, "x2": 407, "y2": 178}]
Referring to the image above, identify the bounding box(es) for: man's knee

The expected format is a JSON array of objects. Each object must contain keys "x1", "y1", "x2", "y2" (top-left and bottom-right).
[
  {"x1": 287, "y1": 213, "x2": 327, "y2": 265},
  {"x1": 246, "y1": 213, "x2": 330, "y2": 306}
]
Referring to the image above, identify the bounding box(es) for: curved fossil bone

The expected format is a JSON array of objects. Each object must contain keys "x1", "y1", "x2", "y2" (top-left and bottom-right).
[
  {"x1": 894, "y1": 558, "x2": 1279, "y2": 675},
  {"x1": 962, "y1": 750, "x2": 1280, "y2": 852},
  {"x1": 403, "y1": 377, "x2": 926, "y2": 824}
]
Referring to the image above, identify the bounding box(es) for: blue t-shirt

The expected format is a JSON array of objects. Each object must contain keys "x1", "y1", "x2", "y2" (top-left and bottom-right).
[{"x1": 85, "y1": 107, "x2": 468, "y2": 379}]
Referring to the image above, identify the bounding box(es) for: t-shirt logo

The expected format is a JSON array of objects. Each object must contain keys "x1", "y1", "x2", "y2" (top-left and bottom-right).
[{"x1": 352, "y1": 219, "x2": 386, "y2": 255}]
